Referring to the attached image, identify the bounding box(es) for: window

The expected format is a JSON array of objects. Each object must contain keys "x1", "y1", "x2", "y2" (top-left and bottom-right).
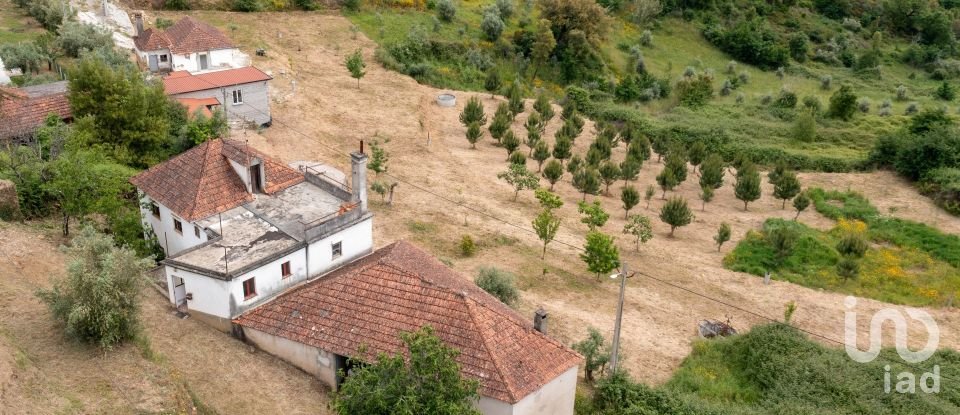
[
  {"x1": 174, "y1": 219, "x2": 183, "y2": 234},
  {"x1": 232, "y1": 89, "x2": 243, "y2": 105},
  {"x1": 242, "y1": 278, "x2": 257, "y2": 299},
  {"x1": 159, "y1": 54, "x2": 168, "y2": 63},
  {"x1": 281, "y1": 261, "x2": 291, "y2": 278},
  {"x1": 150, "y1": 203, "x2": 160, "y2": 218},
  {"x1": 332, "y1": 241, "x2": 342, "y2": 259},
  {"x1": 194, "y1": 225, "x2": 201, "y2": 238}
]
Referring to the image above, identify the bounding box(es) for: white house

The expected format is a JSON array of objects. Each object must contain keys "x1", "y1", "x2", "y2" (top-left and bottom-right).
[
  {"x1": 130, "y1": 138, "x2": 373, "y2": 330},
  {"x1": 132, "y1": 15, "x2": 249, "y2": 73},
  {"x1": 234, "y1": 240, "x2": 583, "y2": 415}
]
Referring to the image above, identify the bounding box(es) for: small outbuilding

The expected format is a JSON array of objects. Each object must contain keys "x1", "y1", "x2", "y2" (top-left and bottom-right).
[
  {"x1": 234, "y1": 241, "x2": 582, "y2": 415},
  {"x1": 162, "y1": 67, "x2": 272, "y2": 127}
]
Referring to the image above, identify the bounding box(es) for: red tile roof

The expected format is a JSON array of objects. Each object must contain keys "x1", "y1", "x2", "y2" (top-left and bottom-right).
[
  {"x1": 0, "y1": 81, "x2": 71, "y2": 139},
  {"x1": 235, "y1": 241, "x2": 582, "y2": 404},
  {"x1": 162, "y1": 67, "x2": 272, "y2": 95},
  {"x1": 134, "y1": 16, "x2": 235, "y2": 54},
  {"x1": 129, "y1": 138, "x2": 304, "y2": 221},
  {"x1": 177, "y1": 97, "x2": 219, "y2": 118}
]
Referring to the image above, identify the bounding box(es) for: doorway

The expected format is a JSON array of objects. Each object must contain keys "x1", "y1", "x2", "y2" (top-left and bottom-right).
[
  {"x1": 249, "y1": 164, "x2": 263, "y2": 193},
  {"x1": 198, "y1": 53, "x2": 208, "y2": 70},
  {"x1": 173, "y1": 276, "x2": 187, "y2": 309},
  {"x1": 148, "y1": 54, "x2": 159, "y2": 71}
]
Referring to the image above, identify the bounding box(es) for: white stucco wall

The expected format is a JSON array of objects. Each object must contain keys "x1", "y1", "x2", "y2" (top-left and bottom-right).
[
  {"x1": 139, "y1": 194, "x2": 208, "y2": 256},
  {"x1": 475, "y1": 366, "x2": 578, "y2": 415},
  {"x1": 171, "y1": 80, "x2": 271, "y2": 126},
  {"x1": 243, "y1": 327, "x2": 339, "y2": 387},
  {"x1": 231, "y1": 248, "x2": 308, "y2": 315},
  {"x1": 306, "y1": 216, "x2": 373, "y2": 277},
  {"x1": 137, "y1": 48, "x2": 173, "y2": 71}
]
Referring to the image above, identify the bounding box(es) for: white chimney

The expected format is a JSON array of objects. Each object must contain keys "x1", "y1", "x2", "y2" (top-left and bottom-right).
[
  {"x1": 351, "y1": 142, "x2": 368, "y2": 212},
  {"x1": 134, "y1": 12, "x2": 143, "y2": 37}
]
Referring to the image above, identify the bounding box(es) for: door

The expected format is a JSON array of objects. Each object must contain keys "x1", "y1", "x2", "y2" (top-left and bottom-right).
[
  {"x1": 148, "y1": 54, "x2": 159, "y2": 72},
  {"x1": 198, "y1": 54, "x2": 208, "y2": 70},
  {"x1": 173, "y1": 276, "x2": 187, "y2": 307},
  {"x1": 249, "y1": 164, "x2": 263, "y2": 193}
]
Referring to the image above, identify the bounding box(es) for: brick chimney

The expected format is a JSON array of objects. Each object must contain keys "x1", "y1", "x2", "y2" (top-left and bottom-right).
[
  {"x1": 134, "y1": 12, "x2": 143, "y2": 37},
  {"x1": 533, "y1": 306, "x2": 548, "y2": 334},
  {"x1": 351, "y1": 142, "x2": 368, "y2": 212}
]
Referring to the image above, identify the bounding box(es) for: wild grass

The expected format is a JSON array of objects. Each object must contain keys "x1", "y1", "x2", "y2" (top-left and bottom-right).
[{"x1": 0, "y1": 0, "x2": 45, "y2": 45}]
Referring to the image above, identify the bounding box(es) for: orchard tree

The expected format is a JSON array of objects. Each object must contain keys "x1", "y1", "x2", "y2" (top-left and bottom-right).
[
  {"x1": 37, "y1": 226, "x2": 152, "y2": 348},
  {"x1": 598, "y1": 161, "x2": 620, "y2": 193},
  {"x1": 699, "y1": 185, "x2": 714, "y2": 211},
  {"x1": 581, "y1": 231, "x2": 620, "y2": 282},
  {"x1": 621, "y1": 185, "x2": 639, "y2": 218},
  {"x1": 460, "y1": 96, "x2": 488, "y2": 127},
  {"x1": 767, "y1": 161, "x2": 786, "y2": 185},
  {"x1": 659, "y1": 196, "x2": 693, "y2": 237},
  {"x1": 502, "y1": 130, "x2": 521, "y2": 157},
  {"x1": 508, "y1": 80, "x2": 525, "y2": 115},
  {"x1": 367, "y1": 139, "x2": 390, "y2": 175},
  {"x1": 534, "y1": 92, "x2": 555, "y2": 122},
  {"x1": 687, "y1": 141, "x2": 707, "y2": 173},
  {"x1": 793, "y1": 192, "x2": 810, "y2": 220},
  {"x1": 578, "y1": 200, "x2": 610, "y2": 230},
  {"x1": 497, "y1": 164, "x2": 540, "y2": 200},
  {"x1": 532, "y1": 209, "x2": 561, "y2": 259},
  {"x1": 542, "y1": 159, "x2": 564, "y2": 189},
  {"x1": 572, "y1": 328, "x2": 610, "y2": 382},
  {"x1": 698, "y1": 153, "x2": 725, "y2": 190},
  {"x1": 628, "y1": 135, "x2": 652, "y2": 161},
  {"x1": 553, "y1": 134, "x2": 572, "y2": 164},
  {"x1": 734, "y1": 162, "x2": 761, "y2": 211},
  {"x1": 345, "y1": 49, "x2": 366, "y2": 89},
  {"x1": 489, "y1": 104, "x2": 511, "y2": 143},
  {"x1": 665, "y1": 146, "x2": 688, "y2": 184},
  {"x1": 644, "y1": 184, "x2": 656, "y2": 209},
  {"x1": 773, "y1": 171, "x2": 801, "y2": 208},
  {"x1": 524, "y1": 112, "x2": 544, "y2": 152},
  {"x1": 619, "y1": 156, "x2": 641, "y2": 184},
  {"x1": 535, "y1": 188, "x2": 564, "y2": 210},
  {"x1": 465, "y1": 122, "x2": 483, "y2": 149},
  {"x1": 333, "y1": 326, "x2": 481, "y2": 415},
  {"x1": 714, "y1": 222, "x2": 731, "y2": 252},
  {"x1": 573, "y1": 168, "x2": 601, "y2": 200},
  {"x1": 508, "y1": 150, "x2": 527, "y2": 166},
  {"x1": 655, "y1": 167, "x2": 677, "y2": 199},
  {"x1": 651, "y1": 135, "x2": 669, "y2": 162},
  {"x1": 567, "y1": 154, "x2": 584, "y2": 176},
  {"x1": 532, "y1": 141, "x2": 551, "y2": 171},
  {"x1": 623, "y1": 214, "x2": 653, "y2": 251}
]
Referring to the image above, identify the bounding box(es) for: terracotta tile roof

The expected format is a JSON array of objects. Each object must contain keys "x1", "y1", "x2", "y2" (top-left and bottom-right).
[
  {"x1": 235, "y1": 241, "x2": 582, "y2": 404},
  {"x1": 134, "y1": 16, "x2": 234, "y2": 54},
  {"x1": 162, "y1": 67, "x2": 272, "y2": 95},
  {"x1": 129, "y1": 138, "x2": 304, "y2": 222},
  {"x1": 177, "y1": 97, "x2": 220, "y2": 118},
  {"x1": 0, "y1": 81, "x2": 71, "y2": 139}
]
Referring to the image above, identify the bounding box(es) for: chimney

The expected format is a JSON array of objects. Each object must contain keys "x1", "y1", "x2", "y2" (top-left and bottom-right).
[
  {"x1": 134, "y1": 12, "x2": 143, "y2": 37},
  {"x1": 351, "y1": 141, "x2": 368, "y2": 212},
  {"x1": 533, "y1": 306, "x2": 548, "y2": 334}
]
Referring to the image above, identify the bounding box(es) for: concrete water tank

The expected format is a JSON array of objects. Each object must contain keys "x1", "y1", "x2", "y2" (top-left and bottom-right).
[{"x1": 437, "y1": 93, "x2": 456, "y2": 107}]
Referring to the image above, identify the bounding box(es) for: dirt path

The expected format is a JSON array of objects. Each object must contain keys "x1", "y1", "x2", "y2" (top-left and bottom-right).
[
  {"x1": 134, "y1": 10, "x2": 960, "y2": 385},
  {"x1": 0, "y1": 221, "x2": 332, "y2": 413}
]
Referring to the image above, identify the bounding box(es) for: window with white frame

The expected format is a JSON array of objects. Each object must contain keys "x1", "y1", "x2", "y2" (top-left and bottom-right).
[
  {"x1": 232, "y1": 89, "x2": 243, "y2": 105},
  {"x1": 332, "y1": 241, "x2": 342, "y2": 259}
]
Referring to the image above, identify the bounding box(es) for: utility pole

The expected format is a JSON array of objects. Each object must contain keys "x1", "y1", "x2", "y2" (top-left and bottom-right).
[{"x1": 609, "y1": 262, "x2": 631, "y2": 373}]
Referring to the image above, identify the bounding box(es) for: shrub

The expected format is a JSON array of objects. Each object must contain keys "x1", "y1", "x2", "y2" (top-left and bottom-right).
[
  {"x1": 640, "y1": 30, "x2": 653, "y2": 46},
  {"x1": 460, "y1": 234, "x2": 476, "y2": 256},
  {"x1": 474, "y1": 267, "x2": 519, "y2": 305},
  {"x1": 919, "y1": 167, "x2": 960, "y2": 215},
  {"x1": 437, "y1": 0, "x2": 456, "y2": 22},
  {"x1": 703, "y1": 19, "x2": 789, "y2": 69},
  {"x1": 675, "y1": 73, "x2": 714, "y2": 108},
  {"x1": 820, "y1": 75, "x2": 832, "y2": 90},
  {"x1": 36, "y1": 227, "x2": 152, "y2": 349},
  {"x1": 827, "y1": 85, "x2": 857, "y2": 120},
  {"x1": 232, "y1": 0, "x2": 262, "y2": 12},
  {"x1": 56, "y1": 22, "x2": 114, "y2": 58},
  {"x1": 935, "y1": 82, "x2": 956, "y2": 101},
  {"x1": 788, "y1": 33, "x2": 808, "y2": 62},
  {"x1": 893, "y1": 128, "x2": 960, "y2": 181},
  {"x1": 836, "y1": 256, "x2": 859, "y2": 280},
  {"x1": 774, "y1": 88, "x2": 797, "y2": 108},
  {"x1": 495, "y1": 0, "x2": 513, "y2": 20},
  {"x1": 481, "y1": 9, "x2": 505, "y2": 41},
  {"x1": 857, "y1": 98, "x2": 870, "y2": 113},
  {"x1": 836, "y1": 232, "x2": 868, "y2": 258},
  {"x1": 341, "y1": 0, "x2": 360, "y2": 11},
  {"x1": 896, "y1": 85, "x2": 909, "y2": 101},
  {"x1": 802, "y1": 96, "x2": 822, "y2": 113},
  {"x1": 163, "y1": 0, "x2": 190, "y2": 10},
  {"x1": 792, "y1": 110, "x2": 817, "y2": 142},
  {"x1": 906, "y1": 102, "x2": 919, "y2": 115}
]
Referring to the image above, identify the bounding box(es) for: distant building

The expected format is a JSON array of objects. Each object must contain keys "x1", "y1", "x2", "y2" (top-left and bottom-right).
[
  {"x1": 0, "y1": 81, "x2": 72, "y2": 143},
  {"x1": 130, "y1": 138, "x2": 372, "y2": 329},
  {"x1": 132, "y1": 15, "x2": 249, "y2": 74},
  {"x1": 162, "y1": 67, "x2": 272, "y2": 126},
  {"x1": 235, "y1": 240, "x2": 582, "y2": 415}
]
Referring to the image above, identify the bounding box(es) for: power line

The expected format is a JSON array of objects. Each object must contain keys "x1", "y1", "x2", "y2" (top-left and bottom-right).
[{"x1": 190, "y1": 73, "x2": 956, "y2": 381}]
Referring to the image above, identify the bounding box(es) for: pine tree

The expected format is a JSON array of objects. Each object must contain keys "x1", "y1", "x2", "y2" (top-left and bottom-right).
[
  {"x1": 665, "y1": 145, "x2": 688, "y2": 184},
  {"x1": 542, "y1": 159, "x2": 563, "y2": 190},
  {"x1": 773, "y1": 171, "x2": 801, "y2": 208},
  {"x1": 793, "y1": 192, "x2": 810, "y2": 220},
  {"x1": 659, "y1": 197, "x2": 693, "y2": 237},
  {"x1": 714, "y1": 222, "x2": 731, "y2": 251},
  {"x1": 573, "y1": 168, "x2": 601, "y2": 201},
  {"x1": 599, "y1": 161, "x2": 621, "y2": 194},
  {"x1": 508, "y1": 80, "x2": 525, "y2": 116},
  {"x1": 485, "y1": 70, "x2": 502, "y2": 98},
  {"x1": 621, "y1": 185, "x2": 640, "y2": 218},
  {"x1": 656, "y1": 167, "x2": 678, "y2": 199},
  {"x1": 644, "y1": 184, "x2": 656, "y2": 209},
  {"x1": 488, "y1": 104, "x2": 511, "y2": 143},
  {"x1": 465, "y1": 122, "x2": 482, "y2": 149},
  {"x1": 552, "y1": 134, "x2": 572, "y2": 164},
  {"x1": 460, "y1": 96, "x2": 488, "y2": 127},
  {"x1": 628, "y1": 135, "x2": 652, "y2": 161},
  {"x1": 734, "y1": 162, "x2": 762, "y2": 211},
  {"x1": 619, "y1": 156, "x2": 641, "y2": 184},
  {"x1": 699, "y1": 185, "x2": 714, "y2": 211},
  {"x1": 501, "y1": 130, "x2": 520, "y2": 157},
  {"x1": 532, "y1": 140, "x2": 550, "y2": 171},
  {"x1": 567, "y1": 154, "x2": 583, "y2": 175},
  {"x1": 687, "y1": 141, "x2": 707, "y2": 173},
  {"x1": 698, "y1": 153, "x2": 725, "y2": 190},
  {"x1": 534, "y1": 92, "x2": 555, "y2": 122},
  {"x1": 651, "y1": 135, "x2": 669, "y2": 162}
]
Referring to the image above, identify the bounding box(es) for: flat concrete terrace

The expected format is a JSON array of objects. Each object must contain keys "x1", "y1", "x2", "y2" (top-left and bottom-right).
[
  {"x1": 244, "y1": 181, "x2": 345, "y2": 241},
  {"x1": 172, "y1": 207, "x2": 299, "y2": 277}
]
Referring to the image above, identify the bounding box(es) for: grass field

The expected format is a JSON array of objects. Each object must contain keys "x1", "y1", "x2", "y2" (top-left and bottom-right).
[{"x1": 0, "y1": 0, "x2": 44, "y2": 45}]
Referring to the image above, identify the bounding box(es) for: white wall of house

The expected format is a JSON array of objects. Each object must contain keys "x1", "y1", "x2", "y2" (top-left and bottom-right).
[
  {"x1": 243, "y1": 327, "x2": 339, "y2": 387},
  {"x1": 306, "y1": 216, "x2": 373, "y2": 277},
  {"x1": 171, "y1": 80, "x2": 271, "y2": 126},
  {"x1": 139, "y1": 194, "x2": 208, "y2": 256},
  {"x1": 231, "y1": 248, "x2": 308, "y2": 316},
  {"x1": 137, "y1": 48, "x2": 172, "y2": 72},
  {"x1": 486, "y1": 365, "x2": 578, "y2": 415}
]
